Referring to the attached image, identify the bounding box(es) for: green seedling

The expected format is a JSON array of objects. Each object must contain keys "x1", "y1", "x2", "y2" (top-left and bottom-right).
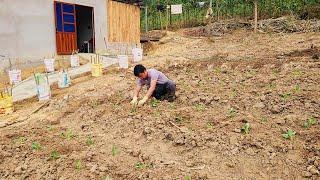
[
  {"x1": 135, "y1": 162, "x2": 146, "y2": 170},
  {"x1": 268, "y1": 81, "x2": 277, "y2": 89},
  {"x1": 280, "y1": 92, "x2": 291, "y2": 101},
  {"x1": 169, "y1": 103, "x2": 176, "y2": 109},
  {"x1": 130, "y1": 105, "x2": 137, "y2": 113},
  {"x1": 105, "y1": 176, "x2": 110, "y2": 180},
  {"x1": 206, "y1": 122, "x2": 213, "y2": 129},
  {"x1": 153, "y1": 111, "x2": 161, "y2": 117},
  {"x1": 261, "y1": 117, "x2": 268, "y2": 123},
  {"x1": 230, "y1": 88, "x2": 238, "y2": 98},
  {"x1": 151, "y1": 99, "x2": 160, "y2": 107},
  {"x1": 86, "y1": 136, "x2": 94, "y2": 146},
  {"x1": 13, "y1": 136, "x2": 27, "y2": 145},
  {"x1": 227, "y1": 108, "x2": 237, "y2": 118},
  {"x1": 241, "y1": 123, "x2": 250, "y2": 134},
  {"x1": 185, "y1": 175, "x2": 191, "y2": 180},
  {"x1": 175, "y1": 115, "x2": 183, "y2": 123},
  {"x1": 31, "y1": 142, "x2": 42, "y2": 150},
  {"x1": 303, "y1": 117, "x2": 317, "y2": 128},
  {"x1": 47, "y1": 125, "x2": 53, "y2": 131},
  {"x1": 90, "y1": 100, "x2": 100, "y2": 109},
  {"x1": 61, "y1": 129, "x2": 75, "y2": 140},
  {"x1": 272, "y1": 69, "x2": 280, "y2": 75},
  {"x1": 111, "y1": 145, "x2": 119, "y2": 156},
  {"x1": 50, "y1": 150, "x2": 60, "y2": 160},
  {"x1": 214, "y1": 67, "x2": 222, "y2": 74},
  {"x1": 75, "y1": 159, "x2": 82, "y2": 169},
  {"x1": 292, "y1": 69, "x2": 303, "y2": 77},
  {"x1": 282, "y1": 129, "x2": 296, "y2": 139},
  {"x1": 194, "y1": 104, "x2": 205, "y2": 111},
  {"x1": 293, "y1": 84, "x2": 301, "y2": 93}
]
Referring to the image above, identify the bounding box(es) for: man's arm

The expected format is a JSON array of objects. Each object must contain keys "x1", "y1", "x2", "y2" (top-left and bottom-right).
[
  {"x1": 134, "y1": 85, "x2": 142, "y2": 98},
  {"x1": 138, "y1": 80, "x2": 157, "y2": 106}
]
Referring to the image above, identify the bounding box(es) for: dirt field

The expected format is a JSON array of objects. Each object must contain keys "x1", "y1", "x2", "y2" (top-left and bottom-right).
[{"x1": 0, "y1": 29, "x2": 320, "y2": 179}]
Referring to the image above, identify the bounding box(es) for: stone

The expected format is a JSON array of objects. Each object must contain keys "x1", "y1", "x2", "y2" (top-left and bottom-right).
[
  {"x1": 276, "y1": 119, "x2": 286, "y2": 125},
  {"x1": 271, "y1": 105, "x2": 282, "y2": 114},
  {"x1": 302, "y1": 171, "x2": 312, "y2": 178},
  {"x1": 307, "y1": 165, "x2": 320, "y2": 175},
  {"x1": 253, "y1": 102, "x2": 265, "y2": 109},
  {"x1": 14, "y1": 166, "x2": 23, "y2": 175}
]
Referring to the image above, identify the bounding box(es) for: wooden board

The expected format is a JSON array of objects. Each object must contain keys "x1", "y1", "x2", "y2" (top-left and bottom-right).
[{"x1": 107, "y1": 0, "x2": 140, "y2": 43}]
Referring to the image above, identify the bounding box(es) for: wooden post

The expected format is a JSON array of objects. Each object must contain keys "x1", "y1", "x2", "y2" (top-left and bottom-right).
[{"x1": 254, "y1": 0, "x2": 258, "y2": 33}]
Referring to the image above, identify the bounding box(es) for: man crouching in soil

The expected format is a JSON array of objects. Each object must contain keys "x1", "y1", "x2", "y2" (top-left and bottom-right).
[{"x1": 131, "y1": 64, "x2": 176, "y2": 106}]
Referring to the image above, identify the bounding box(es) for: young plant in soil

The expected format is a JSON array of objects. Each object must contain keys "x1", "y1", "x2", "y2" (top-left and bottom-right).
[
  {"x1": 75, "y1": 159, "x2": 83, "y2": 170},
  {"x1": 292, "y1": 69, "x2": 303, "y2": 77},
  {"x1": 206, "y1": 122, "x2": 213, "y2": 129},
  {"x1": 280, "y1": 92, "x2": 291, "y2": 101},
  {"x1": 282, "y1": 129, "x2": 296, "y2": 140},
  {"x1": 86, "y1": 136, "x2": 94, "y2": 146},
  {"x1": 268, "y1": 81, "x2": 277, "y2": 90},
  {"x1": 151, "y1": 99, "x2": 161, "y2": 107},
  {"x1": 31, "y1": 142, "x2": 42, "y2": 151},
  {"x1": 261, "y1": 117, "x2": 268, "y2": 123},
  {"x1": 293, "y1": 84, "x2": 301, "y2": 93},
  {"x1": 227, "y1": 108, "x2": 237, "y2": 118},
  {"x1": 185, "y1": 175, "x2": 191, "y2": 180},
  {"x1": 50, "y1": 150, "x2": 60, "y2": 160},
  {"x1": 61, "y1": 129, "x2": 75, "y2": 140},
  {"x1": 90, "y1": 100, "x2": 100, "y2": 109},
  {"x1": 135, "y1": 162, "x2": 146, "y2": 170},
  {"x1": 111, "y1": 145, "x2": 119, "y2": 156},
  {"x1": 47, "y1": 125, "x2": 53, "y2": 131},
  {"x1": 175, "y1": 115, "x2": 183, "y2": 123},
  {"x1": 194, "y1": 104, "x2": 205, "y2": 111},
  {"x1": 13, "y1": 136, "x2": 27, "y2": 145},
  {"x1": 241, "y1": 123, "x2": 251, "y2": 134},
  {"x1": 303, "y1": 117, "x2": 317, "y2": 128}
]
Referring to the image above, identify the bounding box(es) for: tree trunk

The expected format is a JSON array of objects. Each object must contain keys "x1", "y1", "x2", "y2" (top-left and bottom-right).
[{"x1": 254, "y1": 0, "x2": 258, "y2": 33}]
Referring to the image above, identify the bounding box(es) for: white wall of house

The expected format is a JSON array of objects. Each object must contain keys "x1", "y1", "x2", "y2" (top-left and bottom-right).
[{"x1": 0, "y1": 0, "x2": 107, "y2": 70}]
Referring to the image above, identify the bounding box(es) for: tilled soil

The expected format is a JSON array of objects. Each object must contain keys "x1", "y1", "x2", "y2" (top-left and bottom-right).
[{"x1": 0, "y1": 30, "x2": 320, "y2": 179}]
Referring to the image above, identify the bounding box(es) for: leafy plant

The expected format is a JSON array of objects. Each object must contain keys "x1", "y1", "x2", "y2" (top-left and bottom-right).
[
  {"x1": 241, "y1": 123, "x2": 250, "y2": 134},
  {"x1": 31, "y1": 141, "x2": 42, "y2": 150},
  {"x1": 86, "y1": 136, "x2": 94, "y2": 146},
  {"x1": 293, "y1": 84, "x2": 301, "y2": 93},
  {"x1": 75, "y1": 159, "x2": 82, "y2": 169},
  {"x1": 90, "y1": 100, "x2": 100, "y2": 109},
  {"x1": 292, "y1": 69, "x2": 303, "y2": 76},
  {"x1": 135, "y1": 162, "x2": 146, "y2": 170},
  {"x1": 61, "y1": 129, "x2": 75, "y2": 140},
  {"x1": 268, "y1": 81, "x2": 277, "y2": 89},
  {"x1": 303, "y1": 117, "x2": 317, "y2": 128},
  {"x1": 282, "y1": 129, "x2": 296, "y2": 139},
  {"x1": 175, "y1": 115, "x2": 183, "y2": 123},
  {"x1": 206, "y1": 122, "x2": 213, "y2": 129},
  {"x1": 50, "y1": 150, "x2": 60, "y2": 160},
  {"x1": 47, "y1": 125, "x2": 53, "y2": 131},
  {"x1": 105, "y1": 176, "x2": 110, "y2": 180},
  {"x1": 151, "y1": 99, "x2": 160, "y2": 107},
  {"x1": 13, "y1": 136, "x2": 27, "y2": 145},
  {"x1": 130, "y1": 105, "x2": 137, "y2": 113},
  {"x1": 185, "y1": 175, "x2": 191, "y2": 180},
  {"x1": 261, "y1": 117, "x2": 267, "y2": 123},
  {"x1": 280, "y1": 92, "x2": 291, "y2": 101},
  {"x1": 111, "y1": 145, "x2": 119, "y2": 156},
  {"x1": 194, "y1": 104, "x2": 205, "y2": 111},
  {"x1": 227, "y1": 108, "x2": 237, "y2": 118}
]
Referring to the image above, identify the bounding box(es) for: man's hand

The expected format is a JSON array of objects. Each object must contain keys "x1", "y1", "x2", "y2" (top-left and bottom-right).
[
  {"x1": 138, "y1": 96, "x2": 148, "y2": 106},
  {"x1": 130, "y1": 96, "x2": 138, "y2": 105}
]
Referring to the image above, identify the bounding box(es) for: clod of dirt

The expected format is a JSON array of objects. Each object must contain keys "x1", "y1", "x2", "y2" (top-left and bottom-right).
[
  {"x1": 302, "y1": 171, "x2": 313, "y2": 178},
  {"x1": 308, "y1": 165, "x2": 320, "y2": 175},
  {"x1": 271, "y1": 105, "x2": 283, "y2": 114}
]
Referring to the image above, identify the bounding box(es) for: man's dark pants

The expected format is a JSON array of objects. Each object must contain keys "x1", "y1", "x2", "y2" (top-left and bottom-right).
[{"x1": 151, "y1": 81, "x2": 176, "y2": 102}]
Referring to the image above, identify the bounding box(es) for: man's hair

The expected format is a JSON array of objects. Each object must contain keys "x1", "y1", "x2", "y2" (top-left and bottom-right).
[{"x1": 134, "y1": 64, "x2": 146, "y2": 77}]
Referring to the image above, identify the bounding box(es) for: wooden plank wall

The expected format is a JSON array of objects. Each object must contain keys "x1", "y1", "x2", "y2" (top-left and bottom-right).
[{"x1": 107, "y1": 0, "x2": 140, "y2": 44}]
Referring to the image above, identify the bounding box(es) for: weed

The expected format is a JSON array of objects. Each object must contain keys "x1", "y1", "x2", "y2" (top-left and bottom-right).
[
  {"x1": 111, "y1": 145, "x2": 119, "y2": 156},
  {"x1": 241, "y1": 123, "x2": 250, "y2": 134},
  {"x1": 169, "y1": 103, "x2": 176, "y2": 109},
  {"x1": 90, "y1": 100, "x2": 100, "y2": 109},
  {"x1": 185, "y1": 175, "x2": 191, "y2": 180},
  {"x1": 75, "y1": 159, "x2": 82, "y2": 169},
  {"x1": 268, "y1": 81, "x2": 277, "y2": 89},
  {"x1": 293, "y1": 84, "x2": 301, "y2": 93},
  {"x1": 47, "y1": 125, "x2": 53, "y2": 131},
  {"x1": 86, "y1": 136, "x2": 94, "y2": 146},
  {"x1": 31, "y1": 141, "x2": 42, "y2": 150},
  {"x1": 272, "y1": 69, "x2": 280, "y2": 75},
  {"x1": 105, "y1": 177, "x2": 110, "y2": 180},
  {"x1": 194, "y1": 104, "x2": 205, "y2": 111},
  {"x1": 282, "y1": 129, "x2": 296, "y2": 139},
  {"x1": 230, "y1": 88, "x2": 238, "y2": 98},
  {"x1": 292, "y1": 69, "x2": 303, "y2": 77},
  {"x1": 150, "y1": 99, "x2": 160, "y2": 107},
  {"x1": 261, "y1": 117, "x2": 268, "y2": 123},
  {"x1": 175, "y1": 115, "x2": 183, "y2": 123},
  {"x1": 153, "y1": 111, "x2": 161, "y2": 117},
  {"x1": 50, "y1": 150, "x2": 60, "y2": 160},
  {"x1": 130, "y1": 105, "x2": 137, "y2": 113},
  {"x1": 206, "y1": 122, "x2": 213, "y2": 129},
  {"x1": 61, "y1": 129, "x2": 75, "y2": 140},
  {"x1": 303, "y1": 117, "x2": 317, "y2": 128},
  {"x1": 214, "y1": 67, "x2": 221, "y2": 74},
  {"x1": 227, "y1": 108, "x2": 237, "y2": 118},
  {"x1": 280, "y1": 92, "x2": 291, "y2": 101},
  {"x1": 135, "y1": 162, "x2": 146, "y2": 170},
  {"x1": 13, "y1": 136, "x2": 27, "y2": 145}
]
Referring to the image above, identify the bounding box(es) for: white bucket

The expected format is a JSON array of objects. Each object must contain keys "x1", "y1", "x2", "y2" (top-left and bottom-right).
[
  {"x1": 44, "y1": 59, "x2": 55, "y2": 72},
  {"x1": 58, "y1": 71, "x2": 71, "y2": 88},
  {"x1": 132, "y1": 48, "x2": 143, "y2": 62},
  {"x1": 70, "y1": 55, "x2": 80, "y2": 67},
  {"x1": 118, "y1": 55, "x2": 129, "y2": 69},
  {"x1": 8, "y1": 69, "x2": 22, "y2": 85}
]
